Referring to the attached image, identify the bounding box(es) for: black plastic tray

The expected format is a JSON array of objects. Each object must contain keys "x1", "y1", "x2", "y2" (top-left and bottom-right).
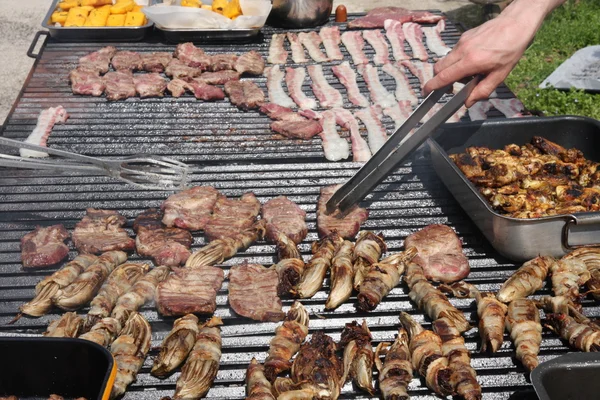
[{"x1": 531, "y1": 352, "x2": 600, "y2": 400}]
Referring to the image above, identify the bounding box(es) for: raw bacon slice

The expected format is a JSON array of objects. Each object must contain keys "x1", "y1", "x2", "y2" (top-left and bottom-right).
[
  {"x1": 285, "y1": 67, "x2": 318, "y2": 110},
  {"x1": 421, "y1": 103, "x2": 465, "y2": 123},
  {"x1": 331, "y1": 61, "x2": 369, "y2": 108},
  {"x1": 403, "y1": 22, "x2": 429, "y2": 62},
  {"x1": 385, "y1": 20, "x2": 410, "y2": 61},
  {"x1": 348, "y1": 7, "x2": 444, "y2": 29},
  {"x1": 103, "y1": 71, "x2": 136, "y2": 101},
  {"x1": 490, "y1": 98, "x2": 526, "y2": 118},
  {"x1": 317, "y1": 184, "x2": 369, "y2": 239},
  {"x1": 358, "y1": 64, "x2": 396, "y2": 108},
  {"x1": 382, "y1": 63, "x2": 418, "y2": 106},
  {"x1": 401, "y1": 60, "x2": 434, "y2": 91},
  {"x1": 307, "y1": 65, "x2": 343, "y2": 108},
  {"x1": 234, "y1": 50, "x2": 265, "y2": 75},
  {"x1": 355, "y1": 106, "x2": 388, "y2": 154},
  {"x1": 228, "y1": 262, "x2": 284, "y2": 322},
  {"x1": 286, "y1": 33, "x2": 308, "y2": 63},
  {"x1": 204, "y1": 192, "x2": 261, "y2": 241},
  {"x1": 362, "y1": 30, "x2": 390, "y2": 65},
  {"x1": 20, "y1": 106, "x2": 69, "y2": 158},
  {"x1": 69, "y1": 68, "x2": 105, "y2": 97},
  {"x1": 271, "y1": 119, "x2": 323, "y2": 139},
  {"x1": 21, "y1": 225, "x2": 70, "y2": 268},
  {"x1": 319, "y1": 110, "x2": 350, "y2": 162},
  {"x1": 298, "y1": 31, "x2": 329, "y2": 62},
  {"x1": 264, "y1": 65, "x2": 295, "y2": 108},
  {"x1": 383, "y1": 100, "x2": 413, "y2": 130},
  {"x1": 332, "y1": 108, "x2": 371, "y2": 162},
  {"x1": 341, "y1": 31, "x2": 369, "y2": 65},
  {"x1": 262, "y1": 196, "x2": 307, "y2": 244},
  {"x1": 72, "y1": 208, "x2": 135, "y2": 255},
  {"x1": 268, "y1": 33, "x2": 288, "y2": 64},
  {"x1": 423, "y1": 20, "x2": 452, "y2": 58},
  {"x1": 319, "y1": 26, "x2": 344, "y2": 61},
  {"x1": 468, "y1": 101, "x2": 491, "y2": 121},
  {"x1": 161, "y1": 186, "x2": 221, "y2": 231}
]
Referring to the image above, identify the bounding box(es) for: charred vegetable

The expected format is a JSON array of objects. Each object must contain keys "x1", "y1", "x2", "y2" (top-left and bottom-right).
[{"x1": 152, "y1": 314, "x2": 200, "y2": 377}]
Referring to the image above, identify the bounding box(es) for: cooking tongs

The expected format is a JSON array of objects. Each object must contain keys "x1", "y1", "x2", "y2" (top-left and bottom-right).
[
  {"x1": 326, "y1": 76, "x2": 480, "y2": 214},
  {"x1": 0, "y1": 137, "x2": 189, "y2": 191}
]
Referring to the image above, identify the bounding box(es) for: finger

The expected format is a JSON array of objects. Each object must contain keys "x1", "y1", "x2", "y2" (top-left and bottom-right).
[
  {"x1": 465, "y1": 70, "x2": 508, "y2": 107},
  {"x1": 423, "y1": 60, "x2": 481, "y2": 96},
  {"x1": 433, "y1": 47, "x2": 462, "y2": 75}
]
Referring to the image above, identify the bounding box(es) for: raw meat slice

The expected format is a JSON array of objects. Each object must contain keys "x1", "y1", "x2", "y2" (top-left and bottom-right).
[
  {"x1": 383, "y1": 100, "x2": 413, "y2": 130},
  {"x1": 133, "y1": 73, "x2": 167, "y2": 98},
  {"x1": 357, "y1": 64, "x2": 396, "y2": 108},
  {"x1": 298, "y1": 31, "x2": 329, "y2": 62},
  {"x1": 362, "y1": 30, "x2": 390, "y2": 65},
  {"x1": 285, "y1": 67, "x2": 318, "y2": 110},
  {"x1": 332, "y1": 108, "x2": 371, "y2": 162},
  {"x1": 319, "y1": 110, "x2": 350, "y2": 162},
  {"x1": 490, "y1": 98, "x2": 526, "y2": 118},
  {"x1": 385, "y1": 20, "x2": 410, "y2": 61},
  {"x1": 103, "y1": 71, "x2": 136, "y2": 101},
  {"x1": 141, "y1": 52, "x2": 173, "y2": 73},
  {"x1": 78, "y1": 46, "x2": 116, "y2": 74},
  {"x1": 20, "y1": 106, "x2": 69, "y2": 158},
  {"x1": 198, "y1": 70, "x2": 241, "y2": 85},
  {"x1": 264, "y1": 65, "x2": 295, "y2": 108},
  {"x1": 209, "y1": 53, "x2": 238, "y2": 72},
  {"x1": 286, "y1": 33, "x2": 308, "y2": 63},
  {"x1": 331, "y1": 61, "x2": 369, "y2": 108},
  {"x1": 355, "y1": 105, "x2": 388, "y2": 154},
  {"x1": 271, "y1": 120, "x2": 323, "y2": 139},
  {"x1": 259, "y1": 103, "x2": 305, "y2": 122},
  {"x1": 165, "y1": 59, "x2": 202, "y2": 79},
  {"x1": 20, "y1": 225, "x2": 70, "y2": 268},
  {"x1": 423, "y1": 20, "x2": 452, "y2": 58},
  {"x1": 111, "y1": 51, "x2": 143, "y2": 72},
  {"x1": 186, "y1": 79, "x2": 225, "y2": 101},
  {"x1": 382, "y1": 63, "x2": 419, "y2": 106},
  {"x1": 72, "y1": 208, "x2": 135, "y2": 255},
  {"x1": 204, "y1": 192, "x2": 261, "y2": 241},
  {"x1": 174, "y1": 42, "x2": 210, "y2": 70},
  {"x1": 267, "y1": 33, "x2": 288, "y2": 64},
  {"x1": 468, "y1": 101, "x2": 491, "y2": 121},
  {"x1": 319, "y1": 26, "x2": 344, "y2": 61},
  {"x1": 224, "y1": 80, "x2": 265, "y2": 110},
  {"x1": 403, "y1": 22, "x2": 429, "y2": 61},
  {"x1": 317, "y1": 184, "x2": 369, "y2": 239},
  {"x1": 341, "y1": 31, "x2": 369, "y2": 65},
  {"x1": 261, "y1": 196, "x2": 308, "y2": 244},
  {"x1": 348, "y1": 7, "x2": 444, "y2": 29},
  {"x1": 401, "y1": 60, "x2": 434, "y2": 91},
  {"x1": 421, "y1": 102, "x2": 465, "y2": 123},
  {"x1": 234, "y1": 50, "x2": 265, "y2": 75},
  {"x1": 307, "y1": 65, "x2": 343, "y2": 108},
  {"x1": 161, "y1": 186, "x2": 222, "y2": 231},
  {"x1": 69, "y1": 68, "x2": 105, "y2": 97}
]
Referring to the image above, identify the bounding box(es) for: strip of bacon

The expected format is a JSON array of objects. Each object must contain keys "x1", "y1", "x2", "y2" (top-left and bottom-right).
[
  {"x1": 355, "y1": 106, "x2": 388, "y2": 154},
  {"x1": 268, "y1": 33, "x2": 288, "y2": 64},
  {"x1": 298, "y1": 31, "x2": 329, "y2": 62},
  {"x1": 468, "y1": 101, "x2": 491, "y2": 121},
  {"x1": 286, "y1": 33, "x2": 308, "y2": 63},
  {"x1": 358, "y1": 64, "x2": 396, "y2": 108},
  {"x1": 385, "y1": 20, "x2": 410, "y2": 61},
  {"x1": 319, "y1": 26, "x2": 344, "y2": 61},
  {"x1": 401, "y1": 60, "x2": 434, "y2": 92},
  {"x1": 319, "y1": 110, "x2": 350, "y2": 162},
  {"x1": 20, "y1": 106, "x2": 69, "y2": 158},
  {"x1": 285, "y1": 67, "x2": 318, "y2": 110},
  {"x1": 332, "y1": 108, "x2": 371, "y2": 162},
  {"x1": 421, "y1": 102, "x2": 466, "y2": 123},
  {"x1": 341, "y1": 31, "x2": 369, "y2": 65},
  {"x1": 264, "y1": 65, "x2": 295, "y2": 108},
  {"x1": 383, "y1": 101, "x2": 413, "y2": 130},
  {"x1": 403, "y1": 22, "x2": 429, "y2": 62},
  {"x1": 423, "y1": 20, "x2": 452, "y2": 58},
  {"x1": 490, "y1": 98, "x2": 526, "y2": 118},
  {"x1": 331, "y1": 61, "x2": 369, "y2": 108},
  {"x1": 307, "y1": 65, "x2": 344, "y2": 108},
  {"x1": 382, "y1": 63, "x2": 419, "y2": 106},
  {"x1": 362, "y1": 30, "x2": 390, "y2": 65}
]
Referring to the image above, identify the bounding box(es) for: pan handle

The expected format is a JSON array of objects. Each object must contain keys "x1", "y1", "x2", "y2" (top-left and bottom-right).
[
  {"x1": 27, "y1": 31, "x2": 49, "y2": 59},
  {"x1": 562, "y1": 213, "x2": 600, "y2": 250}
]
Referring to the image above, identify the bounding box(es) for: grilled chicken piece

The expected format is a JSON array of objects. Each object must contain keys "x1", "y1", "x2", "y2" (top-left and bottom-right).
[
  {"x1": 352, "y1": 231, "x2": 386, "y2": 290},
  {"x1": 496, "y1": 256, "x2": 555, "y2": 303},
  {"x1": 45, "y1": 312, "x2": 83, "y2": 338},
  {"x1": 505, "y1": 299, "x2": 542, "y2": 372},
  {"x1": 326, "y1": 240, "x2": 355, "y2": 310},
  {"x1": 78, "y1": 317, "x2": 121, "y2": 347},
  {"x1": 294, "y1": 232, "x2": 343, "y2": 298},
  {"x1": 246, "y1": 358, "x2": 276, "y2": 400},
  {"x1": 562, "y1": 247, "x2": 600, "y2": 300},
  {"x1": 399, "y1": 312, "x2": 453, "y2": 397},
  {"x1": 374, "y1": 329, "x2": 413, "y2": 400},
  {"x1": 152, "y1": 314, "x2": 200, "y2": 377},
  {"x1": 545, "y1": 313, "x2": 600, "y2": 352},
  {"x1": 340, "y1": 321, "x2": 375, "y2": 395}
]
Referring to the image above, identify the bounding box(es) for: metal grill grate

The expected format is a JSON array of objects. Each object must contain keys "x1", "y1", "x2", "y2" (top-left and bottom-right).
[{"x1": 0, "y1": 12, "x2": 583, "y2": 400}]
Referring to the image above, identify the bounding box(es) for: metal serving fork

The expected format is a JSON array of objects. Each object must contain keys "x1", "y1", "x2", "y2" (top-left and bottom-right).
[{"x1": 0, "y1": 137, "x2": 189, "y2": 191}]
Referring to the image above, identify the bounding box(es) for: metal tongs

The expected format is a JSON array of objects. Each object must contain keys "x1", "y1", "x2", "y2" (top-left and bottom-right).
[
  {"x1": 326, "y1": 76, "x2": 480, "y2": 214},
  {"x1": 0, "y1": 137, "x2": 189, "y2": 191}
]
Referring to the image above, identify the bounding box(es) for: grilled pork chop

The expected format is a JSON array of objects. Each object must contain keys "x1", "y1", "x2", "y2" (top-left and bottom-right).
[
  {"x1": 20, "y1": 225, "x2": 70, "y2": 268},
  {"x1": 141, "y1": 52, "x2": 173, "y2": 73},
  {"x1": 234, "y1": 50, "x2": 265, "y2": 75},
  {"x1": 198, "y1": 70, "x2": 241, "y2": 85},
  {"x1": 103, "y1": 71, "x2": 136, "y2": 101},
  {"x1": 69, "y1": 68, "x2": 105, "y2": 97},
  {"x1": 209, "y1": 54, "x2": 238, "y2": 72},
  {"x1": 317, "y1": 184, "x2": 369, "y2": 239},
  {"x1": 72, "y1": 208, "x2": 135, "y2": 254},
  {"x1": 167, "y1": 78, "x2": 189, "y2": 98},
  {"x1": 271, "y1": 119, "x2": 323, "y2": 139},
  {"x1": 204, "y1": 192, "x2": 261, "y2": 241},
  {"x1": 165, "y1": 59, "x2": 202, "y2": 80},
  {"x1": 78, "y1": 46, "x2": 116, "y2": 74},
  {"x1": 224, "y1": 80, "x2": 265, "y2": 110},
  {"x1": 111, "y1": 51, "x2": 143, "y2": 72},
  {"x1": 133, "y1": 73, "x2": 168, "y2": 98},
  {"x1": 174, "y1": 42, "x2": 210, "y2": 70},
  {"x1": 186, "y1": 79, "x2": 225, "y2": 101},
  {"x1": 161, "y1": 186, "x2": 222, "y2": 231},
  {"x1": 261, "y1": 196, "x2": 308, "y2": 244}
]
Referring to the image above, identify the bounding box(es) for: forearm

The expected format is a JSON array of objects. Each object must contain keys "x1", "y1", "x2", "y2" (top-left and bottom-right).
[{"x1": 503, "y1": 0, "x2": 567, "y2": 31}]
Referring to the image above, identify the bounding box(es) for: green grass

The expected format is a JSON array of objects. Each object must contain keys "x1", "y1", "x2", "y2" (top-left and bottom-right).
[{"x1": 505, "y1": 0, "x2": 600, "y2": 119}]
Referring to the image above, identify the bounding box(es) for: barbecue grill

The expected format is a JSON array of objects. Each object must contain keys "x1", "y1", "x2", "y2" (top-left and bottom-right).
[{"x1": 1, "y1": 13, "x2": 593, "y2": 400}]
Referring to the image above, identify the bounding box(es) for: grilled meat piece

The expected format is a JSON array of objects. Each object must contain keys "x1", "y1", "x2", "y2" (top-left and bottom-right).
[
  {"x1": 224, "y1": 80, "x2": 265, "y2": 110},
  {"x1": 374, "y1": 329, "x2": 413, "y2": 400},
  {"x1": 326, "y1": 240, "x2": 355, "y2": 310},
  {"x1": 496, "y1": 255, "x2": 555, "y2": 303},
  {"x1": 152, "y1": 314, "x2": 200, "y2": 377},
  {"x1": 204, "y1": 192, "x2": 261, "y2": 241},
  {"x1": 228, "y1": 262, "x2": 285, "y2": 322},
  {"x1": 198, "y1": 70, "x2": 241, "y2": 85},
  {"x1": 562, "y1": 247, "x2": 600, "y2": 301},
  {"x1": 161, "y1": 186, "x2": 222, "y2": 231},
  {"x1": 262, "y1": 196, "x2": 307, "y2": 244},
  {"x1": 404, "y1": 224, "x2": 470, "y2": 283},
  {"x1": 45, "y1": 311, "x2": 83, "y2": 338},
  {"x1": 103, "y1": 71, "x2": 136, "y2": 101},
  {"x1": 20, "y1": 224, "x2": 69, "y2": 268},
  {"x1": 141, "y1": 51, "x2": 173, "y2": 73},
  {"x1": 505, "y1": 298, "x2": 542, "y2": 372},
  {"x1": 165, "y1": 59, "x2": 202, "y2": 79},
  {"x1": 264, "y1": 301, "x2": 310, "y2": 381},
  {"x1": 72, "y1": 208, "x2": 135, "y2": 254},
  {"x1": 133, "y1": 73, "x2": 167, "y2": 98},
  {"x1": 259, "y1": 103, "x2": 306, "y2": 122},
  {"x1": 78, "y1": 46, "x2": 116, "y2": 74},
  {"x1": 69, "y1": 68, "x2": 105, "y2": 96},
  {"x1": 317, "y1": 184, "x2": 369, "y2": 239},
  {"x1": 340, "y1": 321, "x2": 375, "y2": 395},
  {"x1": 545, "y1": 313, "x2": 600, "y2": 352},
  {"x1": 209, "y1": 53, "x2": 238, "y2": 71},
  {"x1": 550, "y1": 257, "x2": 590, "y2": 307},
  {"x1": 111, "y1": 51, "x2": 143, "y2": 71},
  {"x1": 246, "y1": 358, "x2": 276, "y2": 400},
  {"x1": 353, "y1": 231, "x2": 386, "y2": 290},
  {"x1": 79, "y1": 317, "x2": 121, "y2": 347},
  {"x1": 134, "y1": 208, "x2": 193, "y2": 267},
  {"x1": 167, "y1": 78, "x2": 189, "y2": 97},
  {"x1": 271, "y1": 119, "x2": 323, "y2": 139},
  {"x1": 156, "y1": 266, "x2": 225, "y2": 316},
  {"x1": 185, "y1": 78, "x2": 226, "y2": 101},
  {"x1": 174, "y1": 42, "x2": 211, "y2": 69},
  {"x1": 235, "y1": 50, "x2": 265, "y2": 75}
]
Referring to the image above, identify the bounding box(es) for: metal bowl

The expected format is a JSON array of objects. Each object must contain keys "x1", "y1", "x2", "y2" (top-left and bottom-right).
[{"x1": 268, "y1": 0, "x2": 333, "y2": 28}]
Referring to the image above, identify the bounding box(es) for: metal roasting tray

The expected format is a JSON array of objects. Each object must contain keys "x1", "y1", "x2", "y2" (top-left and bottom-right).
[
  {"x1": 42, "y1": 0, "x2": 154, "y2": 42},
  {"x1": 429, "y1": 116, "x2": 600, "y2": 262},
  {"x1": 2, "y1": 12, "x2": 597, "y2": 400}
]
